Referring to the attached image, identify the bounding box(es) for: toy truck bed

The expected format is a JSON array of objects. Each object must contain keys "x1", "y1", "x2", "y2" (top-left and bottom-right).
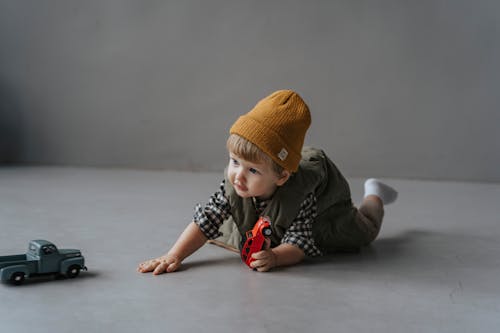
[{"x1": 0, "y1": 255, "x2": 38, "y2": 268}]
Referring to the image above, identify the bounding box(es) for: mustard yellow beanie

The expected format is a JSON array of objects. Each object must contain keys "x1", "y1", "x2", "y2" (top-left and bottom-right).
[{"x1": 230, "y1": 90, "x2": 311, "y2": 172}]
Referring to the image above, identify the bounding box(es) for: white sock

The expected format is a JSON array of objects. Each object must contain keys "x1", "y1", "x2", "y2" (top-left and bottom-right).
[{"x1": 364, "y1": 178, "x2": 398, "y2": 205}]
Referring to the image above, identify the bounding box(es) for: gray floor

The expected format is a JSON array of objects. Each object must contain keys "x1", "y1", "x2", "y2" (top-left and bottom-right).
[{"x1": 1, "y1": 167, "x2": 499, "y2": 332}]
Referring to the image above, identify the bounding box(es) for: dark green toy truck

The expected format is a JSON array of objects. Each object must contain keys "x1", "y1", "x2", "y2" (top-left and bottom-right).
[{"x1": 0, "y1": 240, "x2": 87, "y2": 285}]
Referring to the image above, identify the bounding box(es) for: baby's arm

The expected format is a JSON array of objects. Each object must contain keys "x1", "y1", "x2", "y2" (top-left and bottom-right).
[
  {"x1": 137, "y1": 222, "x2": 207, "y2": 275},
  {"x1": 250, "y1": 242, "x2": 305, "y2": 272}
]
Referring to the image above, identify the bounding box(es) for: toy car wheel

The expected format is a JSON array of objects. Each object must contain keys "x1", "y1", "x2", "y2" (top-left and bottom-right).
[
  {"x1": 10, "y1": 272, "x2": 25, "y2": 285},
  {"x1": 262, "y1": 227, "x2": 272, "y2": 237},
  {"x1": 66, "y1": 265, "x2": 81, "y2": 278}
]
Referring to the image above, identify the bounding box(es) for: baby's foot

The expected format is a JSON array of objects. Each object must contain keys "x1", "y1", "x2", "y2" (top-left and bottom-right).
[{"x1": 364, "y1": 178, "x2": 398, "y2": 205}]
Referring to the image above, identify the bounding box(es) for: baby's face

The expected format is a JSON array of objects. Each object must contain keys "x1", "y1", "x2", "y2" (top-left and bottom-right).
[{"x1": 227, "y1": 153, "x2": 288, "y2": 200}]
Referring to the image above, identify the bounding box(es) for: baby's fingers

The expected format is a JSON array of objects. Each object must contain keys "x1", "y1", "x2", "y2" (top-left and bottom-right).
[
  {"x1": 138, "y1": 255, "x2": 181, "y2": 275},
  {"x1": 165, "y1": 261, "x2": 180, "y2": 273},
  {"x1": 250, "y1": 259, "x2": 272, "y2": 272},
  {"x1": 152, "y1": 258, "x2": 180, "y2": 275},
  {"x1": 251, "y1": 250, "x2": 269, "y2": 260},
  {"x1": 137, "y1": 259, "x2": 159, "y2": 273},
  {"x1": 250, "y1": 249, "x2": 276, "y2": 271},
  {"x1": 153, "y1": 261, "x2": 169, "y2": 275}
]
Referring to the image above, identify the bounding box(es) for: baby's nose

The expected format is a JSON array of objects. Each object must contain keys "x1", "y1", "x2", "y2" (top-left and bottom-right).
[{"x1": 235, "y1": 171, "x2": 245, "y2": 182}]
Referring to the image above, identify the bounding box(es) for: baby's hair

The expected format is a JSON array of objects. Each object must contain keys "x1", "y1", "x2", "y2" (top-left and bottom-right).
[{"x1": 226, "y1": 134, "x2": 285, "y2": 176}]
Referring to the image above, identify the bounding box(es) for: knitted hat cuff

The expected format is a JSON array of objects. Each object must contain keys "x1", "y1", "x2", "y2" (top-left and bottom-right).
[{"x1": 230, "y1": 115, "x2": 301, "y2": 172}]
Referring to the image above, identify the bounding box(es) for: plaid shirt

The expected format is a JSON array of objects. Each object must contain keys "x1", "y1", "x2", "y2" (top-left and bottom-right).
[{"x1": 194, "y1": 180, "x2": 323, "y2": 257}]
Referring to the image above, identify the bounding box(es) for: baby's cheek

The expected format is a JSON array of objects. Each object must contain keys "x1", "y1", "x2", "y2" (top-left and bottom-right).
[{"x1": 227, "y1": 171, "x2": 234, "y2": 183}]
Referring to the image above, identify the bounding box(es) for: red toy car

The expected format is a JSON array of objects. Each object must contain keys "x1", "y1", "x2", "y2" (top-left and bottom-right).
[{"x1": 240, "y1": 216, "x2": 272, "y2": 269}]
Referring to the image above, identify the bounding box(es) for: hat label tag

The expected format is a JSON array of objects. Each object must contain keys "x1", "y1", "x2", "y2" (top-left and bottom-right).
[{"x1": 278, "y1": 148, "x2": 288, "y2": 161}]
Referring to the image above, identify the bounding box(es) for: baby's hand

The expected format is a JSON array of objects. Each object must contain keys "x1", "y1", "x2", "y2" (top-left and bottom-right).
[
  {"x1": 249, "y1": 248, "x2": 277, "y2": 272},
  {"x1": 249, "y1": 239, "x2": 276, "y2": 272},
  {"x1": 137, "y1": 254, "x2": 181, "y2": 275}
]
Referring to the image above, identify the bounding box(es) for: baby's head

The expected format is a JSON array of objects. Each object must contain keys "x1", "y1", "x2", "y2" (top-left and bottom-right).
[
  {"x1": 226, "y1": 90, "x2": 311, "y2": 199},
  {"x1": 227, "y1": 133, "x2": 285, "y2": 175}
]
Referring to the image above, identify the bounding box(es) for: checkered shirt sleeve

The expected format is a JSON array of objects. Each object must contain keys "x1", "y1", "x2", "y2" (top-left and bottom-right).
[
  {"x1": 281, "y1": 193, "x2": 323, "y2": 257},
  {"x1": 193, "y1": 180, "x2": 230, "y2": 240}
]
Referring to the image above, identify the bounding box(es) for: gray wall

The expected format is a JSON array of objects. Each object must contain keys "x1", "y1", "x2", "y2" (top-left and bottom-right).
[{"x1": 1, "y1": 0, "x2": 499, "y2": 182}]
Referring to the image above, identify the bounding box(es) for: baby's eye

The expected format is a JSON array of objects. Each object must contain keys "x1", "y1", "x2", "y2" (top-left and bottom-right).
[
  {"x1": 249, "y1": 168, "x2": 259, "y2": 175},
  {"x1": 231, "y1": 158, "x2": 239, "y2": 166}
]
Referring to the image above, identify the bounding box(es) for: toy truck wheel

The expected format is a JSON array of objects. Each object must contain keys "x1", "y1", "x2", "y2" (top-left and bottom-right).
[
  {"x1": 10, "y1": 272, "x2": 25, "y2": 285},
  {"x1": 262, "y1": 227, "x2": 272, "y2": 236},
  {"x1": 66, "y1": 265, "x2": 81, "y2": 278}
]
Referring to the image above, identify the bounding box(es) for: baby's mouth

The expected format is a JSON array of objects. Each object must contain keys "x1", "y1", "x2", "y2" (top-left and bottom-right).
[{"x1": 234, "y1": 180, "x2": 247, "y2": 191}]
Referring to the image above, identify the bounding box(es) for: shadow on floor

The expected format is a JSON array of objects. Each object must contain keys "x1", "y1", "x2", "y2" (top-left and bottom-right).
[
  {"x1": 297, "y1": 228, "x2": 500, "y2": 280},
  {"x1": 2, "y1": 270, "x2": 100, "y2": 288}
]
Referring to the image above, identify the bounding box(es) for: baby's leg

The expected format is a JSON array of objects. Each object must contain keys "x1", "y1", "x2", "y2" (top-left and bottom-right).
[
  {"x1": 354, "y1": 196, "x2": 385, "y2": 244},
  {"x1": 354, "y1": 179, "x2": 398, "y2": 244}
]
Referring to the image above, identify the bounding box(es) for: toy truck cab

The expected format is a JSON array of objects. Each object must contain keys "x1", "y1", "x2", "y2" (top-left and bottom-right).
[
  {"x1": 28, "y1": 240, "x2": 84, "y2": 276},
  {"x1": 240, "y1": 216, "x2": 272, "y2": 269}
]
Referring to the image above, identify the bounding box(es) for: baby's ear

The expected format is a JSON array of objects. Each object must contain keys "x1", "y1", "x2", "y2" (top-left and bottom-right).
[{"x1": 276, "y1": 170, "x2": 291, "y2": 186}]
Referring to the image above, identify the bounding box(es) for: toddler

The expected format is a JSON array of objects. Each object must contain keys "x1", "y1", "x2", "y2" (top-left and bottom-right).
[{"x1": 138, "y1": 90, "x2": 397, "y2": 273}]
